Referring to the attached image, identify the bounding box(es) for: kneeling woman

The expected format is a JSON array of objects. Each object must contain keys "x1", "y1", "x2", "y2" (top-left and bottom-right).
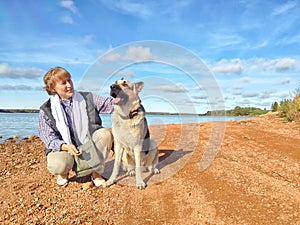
[{"x1": 38, "y1": 67, "x2": 113, "y2": 186}]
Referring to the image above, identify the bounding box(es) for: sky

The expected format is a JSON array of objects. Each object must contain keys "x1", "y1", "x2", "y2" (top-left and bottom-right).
[{"x1": 0, "y1": 0, "x2": 299, "y2": 114}]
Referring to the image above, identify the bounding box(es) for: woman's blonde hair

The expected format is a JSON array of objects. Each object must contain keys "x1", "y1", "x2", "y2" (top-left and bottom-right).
[{"x1": 43, "y1": 67, "x2": 71, "y2": 95}]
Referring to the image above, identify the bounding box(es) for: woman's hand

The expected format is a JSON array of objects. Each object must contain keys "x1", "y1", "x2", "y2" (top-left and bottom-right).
[{"x1": 61, "y1": 143, "x2": 82, "y2": 156}]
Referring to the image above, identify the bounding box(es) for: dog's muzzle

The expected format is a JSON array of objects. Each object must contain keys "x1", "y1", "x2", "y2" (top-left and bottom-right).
[
  {"x1": 110, "y1": 84, "x2": 124, "y2": 105},
  {"x1": 110, "y1": 84, "x2": 121, "y2": 98}
]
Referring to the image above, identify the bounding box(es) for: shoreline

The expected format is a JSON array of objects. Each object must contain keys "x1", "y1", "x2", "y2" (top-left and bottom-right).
[
  {"x1": 0, "y1": 116, "x2": 251, "y2": 144},
  {"x1": 0, "y1": 134, "x2": 38, "y2": 144},
  {"x1": 0, "y1": 108, "x2": 269, "y2": 117}
]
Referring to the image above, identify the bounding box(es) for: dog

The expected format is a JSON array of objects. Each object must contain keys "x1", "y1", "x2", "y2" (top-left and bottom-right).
[{"x1": 104, "y1": 78, "x2": 160, "y2": 189}]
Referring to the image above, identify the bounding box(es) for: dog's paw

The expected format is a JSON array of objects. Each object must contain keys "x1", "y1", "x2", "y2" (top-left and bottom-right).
[
  {"x1": 152, "y1": 168, "x2": 160, "y2": 174},
  {"x1": 136, "y1": 181, "x2": 146, "y2": 190},
  {"x1": 127, "y1": 170, "x2": 136, "y2": 177},
  {"x1": 102, "y1": 180, "x2": 115, "y2": 188}
]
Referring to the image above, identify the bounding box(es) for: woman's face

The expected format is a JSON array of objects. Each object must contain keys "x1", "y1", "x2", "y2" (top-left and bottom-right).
[{"x1": 53, "y1": 75, "x2": 74, "y2": 100}]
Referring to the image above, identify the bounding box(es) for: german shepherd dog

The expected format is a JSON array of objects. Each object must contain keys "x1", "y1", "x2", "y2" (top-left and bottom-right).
[{"x1": 104, "y1": 78, "x2": 160, "y2": 189}]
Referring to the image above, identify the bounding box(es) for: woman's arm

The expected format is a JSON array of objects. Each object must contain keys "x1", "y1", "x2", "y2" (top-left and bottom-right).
[
  {"x1": 38, "y1": 109, "x2": 65, "y2": 151},
  {"x1": 93, "y1": 94, "x2": 114, "y2": 114},
  {"x1": 38, "y1": 109, "x2": 83, "y2": 156}
]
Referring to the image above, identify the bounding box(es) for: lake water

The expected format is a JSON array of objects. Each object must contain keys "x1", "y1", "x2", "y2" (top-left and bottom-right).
[{"x1": 0, "y1": 113, "x2": 249, "y2": 142}]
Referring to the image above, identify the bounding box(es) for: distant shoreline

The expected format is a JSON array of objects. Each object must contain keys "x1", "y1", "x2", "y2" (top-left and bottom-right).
[
  {"x1": 0, "y1": 107, "x2": 270, "y2": 116},
  {"x1": 0, "y1": 109, "x2": 206, "y2": 115},
  {"x1": 0, "y1": 109, "x2": 39, "y2": 113}
]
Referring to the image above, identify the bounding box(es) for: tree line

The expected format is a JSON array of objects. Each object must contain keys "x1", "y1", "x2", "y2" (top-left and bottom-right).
[
  {"x1": 205, "y1": 107, "x2": 269, "y2": 116},
  {"x1": 271, "y1": 87, "x2": 300, "y2": 122},
  {"x1": 0, "y1": 109, "x2": 39, "y2": 113}
]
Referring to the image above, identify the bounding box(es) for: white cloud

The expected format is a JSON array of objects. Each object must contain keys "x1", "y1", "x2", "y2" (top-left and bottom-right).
[
  {"x1": 0, "y1": 84, "x2": 41, "y2": 91},
  {"x1": 61, "y1": 15, "x2": 73, "y2": 24},
  {"x1": 59, "y1": 0, "x2": 78, "y2": 24},
  {"x1": 102, "y1": 0, "x2": 152, "y2": 18},
  {"x1": 278, "y1": 78, "x2": 291, "y2": 85},
  {"x1": 100, "y1": 0, "x2": 191, "y2": 19},
  {"x1": 260, "y1": 89, "x2": 277, "y2": 99},
  {"x1": 212, "y1": 59, "x2": 243, "y2": 74},
  {"x1": 80, "y1": 35, "x2": 95, "y2": 44},
  {"x1": 253, "y1": 58, "x2": 274, "y2": 71},
  {"x1": 232, "y1": 85, "x2": 243, "y2": 90},
  {"x1": 0, "y1": 35, "x2": 99, "y2": 65},
  {"x1": 251, "y1": 40, "x2": 269, "y2": 49},
  {"x1": 153, "y1": 83, "x2": 187, "y2": 93},
  {"x1": 0, "y1": 64, "x2": 43, "y2": 79},
  {"x1": 275, "y1": 58, "x2": 296, "y2": 71},
  {"x1": 272, "y1": 1, "x2": 297, "y2": 16},
  {"x1": 240, "y1": 77, "x2": 251, "y2": 83},
  {"x1": 60, "y1": 0, "x2": 78, "y2": 14},
  {"x1": 213, "y1": 64, "x2": 242, "y2": 74},
  {"x1": 100, "y1": 46, "x2": 154, "y2": 62},
  {"x1": 232, "y1": 91, "x2": 242, "y2": 96},
  {"x1": 101, "y1": 52, "x2": 121, "y2": 62},
  {"x1": 277, "y1": 33, "x2": 300, "y2": 45},
  {"x1": 124, "y1": 46, "x2": 154, "y2": 61},
  {"x1": 209, "y1": 33, "x2": 244, "y2": 48},
  {"x1": 242, "y1": 92, "x2": 259, "y2": 98},
  {"x1": 114, "y1": 69, "x2": 136, "y2": 78},
  {"x1": 278, "y1": 92, "x2": 290, "y2": 99},
  {"x1": 239, "y1": 57, "x2": 299, "y2": 73},
  {"x1": 193, "y1": 94, "x2": 207, "y2": 100}
]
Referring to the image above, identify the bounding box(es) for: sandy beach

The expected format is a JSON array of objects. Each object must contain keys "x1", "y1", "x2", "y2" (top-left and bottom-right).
[{"x1": 0, "y1": 113, "x2": 299, "y2": 224}]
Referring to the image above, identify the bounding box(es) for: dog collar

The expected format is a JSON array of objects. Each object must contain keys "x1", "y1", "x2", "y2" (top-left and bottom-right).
[
  {"x1": 129, "y1": 108, "x2": 140, "y2": 119},
  {"x1": 116, "y1": 107, "x2": 141, "y2": 120},
  {"x1": 128, "y1": 101, "x2": 144, "y2": 119},
  {"x1": 130, "y1": 104, "x2": 146, "y2": 118}
]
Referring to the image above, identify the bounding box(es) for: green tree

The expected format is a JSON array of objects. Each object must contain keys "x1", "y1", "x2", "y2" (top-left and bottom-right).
[
  {"x1": 279, "y1": 99, "x2": 291, "y2": 118},
  {"x1": 271, "y1": 101, "x2": 279, "y2": 112},
  {"x1": 286, "y1": 93, "x2": 300, "y2": 122}
]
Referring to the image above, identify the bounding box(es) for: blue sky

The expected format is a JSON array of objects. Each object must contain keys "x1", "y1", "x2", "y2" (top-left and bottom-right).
[{"x1": 0, "y1": 0, "x2": 299, "y2": 114}]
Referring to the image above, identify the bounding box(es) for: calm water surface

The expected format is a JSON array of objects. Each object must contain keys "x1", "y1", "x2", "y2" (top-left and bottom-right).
[{"x1": 0, "y1": 113, "x2": 249, "y2": 142}]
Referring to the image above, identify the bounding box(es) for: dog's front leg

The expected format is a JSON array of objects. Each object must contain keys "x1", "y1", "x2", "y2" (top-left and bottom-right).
[
  {"x1": 134, "y1": 146, "x2": 146, "y2": 189},
  {"x1": 103, "y1": 142, "x2": 123, "y2": 188}
]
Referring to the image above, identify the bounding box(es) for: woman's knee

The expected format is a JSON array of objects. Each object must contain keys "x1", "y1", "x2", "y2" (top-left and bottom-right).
[
  {"x1": 47, "y1": 151, "x2": 74, "y2": 175},
  {"x1": 92, "y1": 128, "x2": 113, "y2": 161},
  {"x1": 92, "y1": 128, "x2": 113, "y2": 148}
]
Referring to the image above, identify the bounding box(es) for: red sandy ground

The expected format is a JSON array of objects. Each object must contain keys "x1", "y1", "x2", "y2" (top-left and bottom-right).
[{"x1": 0, "y1": 112, "x2": 299, "y2": 224}]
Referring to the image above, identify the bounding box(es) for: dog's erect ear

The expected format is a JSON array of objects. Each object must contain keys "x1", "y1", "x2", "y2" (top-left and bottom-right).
[{"x1": 134, "y1": 82, "x2": 144, "y2": 93}]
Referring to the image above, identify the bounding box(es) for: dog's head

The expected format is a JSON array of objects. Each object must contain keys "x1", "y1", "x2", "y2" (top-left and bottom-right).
[{"x1": 110, "y1": 78, "x2": 144, "y2": 105}]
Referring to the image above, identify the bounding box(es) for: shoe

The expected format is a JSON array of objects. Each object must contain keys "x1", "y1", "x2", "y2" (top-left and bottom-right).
[
  {"x1": 57, "y1": 174, "x2": 68, "y2": 186},
  {"x1": 91, "y1": 174, "x2": 106, "y2": 187}
]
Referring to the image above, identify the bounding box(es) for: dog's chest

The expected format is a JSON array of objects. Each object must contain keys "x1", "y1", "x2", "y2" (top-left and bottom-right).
[{"x1": 112, "y1": 114, "x2": 146, "y2": 147}]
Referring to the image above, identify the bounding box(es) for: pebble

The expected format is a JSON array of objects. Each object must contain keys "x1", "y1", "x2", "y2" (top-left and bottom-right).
[{"x1": 82, "y1": 182, "x2": 93, "y2": 190}]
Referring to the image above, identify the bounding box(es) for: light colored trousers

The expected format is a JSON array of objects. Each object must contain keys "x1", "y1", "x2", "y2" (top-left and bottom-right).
[{"x1": 47, "y1": 128, "x2": 112, "y2": 176}]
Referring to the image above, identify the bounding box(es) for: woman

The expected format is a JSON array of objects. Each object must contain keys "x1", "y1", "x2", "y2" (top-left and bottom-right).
[{"x1": 38, "y1": 67, "x2": 113, "y2": 186}]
